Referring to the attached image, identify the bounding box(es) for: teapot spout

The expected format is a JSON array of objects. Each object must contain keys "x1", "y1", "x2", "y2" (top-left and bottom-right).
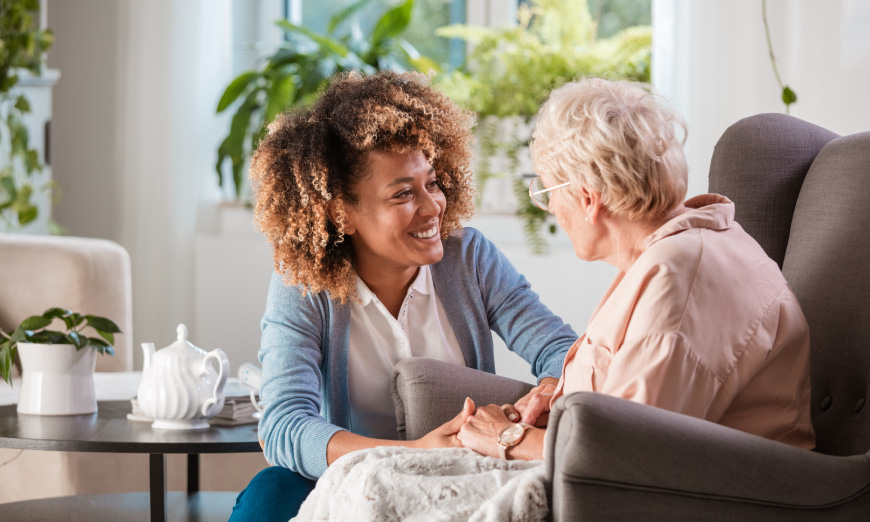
[{"x1": 141, "y1": 342, "x2": 156, "y2": 373}]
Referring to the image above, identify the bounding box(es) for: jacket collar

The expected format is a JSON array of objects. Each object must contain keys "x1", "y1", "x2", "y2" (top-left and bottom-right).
[{"x1": 644, "y1": 194, "x2": 735, "y2": 248}]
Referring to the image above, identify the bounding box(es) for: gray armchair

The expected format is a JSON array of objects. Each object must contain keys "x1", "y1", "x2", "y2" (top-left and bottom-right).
[{"x1": 391, "y1": 114, "x2": 870, "y2": 520}]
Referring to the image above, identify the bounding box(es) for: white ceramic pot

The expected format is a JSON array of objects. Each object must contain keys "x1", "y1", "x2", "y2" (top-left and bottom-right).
[{"x1": 16, "y1": 343, "x2": 97, "y2": 415}]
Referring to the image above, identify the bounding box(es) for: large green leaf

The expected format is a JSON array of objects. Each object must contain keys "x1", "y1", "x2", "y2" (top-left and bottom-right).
[
  {"x1": 20, "y1": 315, "x2": 51, "y2": 330},
  {"x1": 370, "y1": 0, "x2": 414, "y2": 53},
  {"x1": 216, "y1": 72, "x2": 259, "y2": 113},
  {"x1": 276, "y1": 20, "x2": 349, "y2": 58},
  {"x1": 328, "y1": 0, "x2": 372, "y2": 34},
  {"x1": 94, "y1": 330, "x2": 114, "y2": 346},
  {"x1": 264, "y1": 72, "x2": 297, "y2": 126},
  {"x1": 84, "y1": 315, "x2": 122, "y2": 334},
  {"x1": 26, "y1": 330, "x2": 69, "y2": 344},
  {"x1": 216, "y1": 90, "x2": 259, "y2": 192},
  {"x1": 397, "y1": 39, "x2": 440, "y2": 74},
  {"x1": 11, "y1": 326, "x2": 28, "y2": 343},
  {"x1": 43, "y1": 307, "x2": 71, "y2": 319}
]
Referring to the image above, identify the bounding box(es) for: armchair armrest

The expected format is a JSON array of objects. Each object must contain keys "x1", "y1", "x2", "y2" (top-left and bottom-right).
[
  {"x1": 391, "y1": 358, "x2": 533, "y2": 440},
  {"x1": 546, "y1": 392, "x2": 870, "y2": 521}
]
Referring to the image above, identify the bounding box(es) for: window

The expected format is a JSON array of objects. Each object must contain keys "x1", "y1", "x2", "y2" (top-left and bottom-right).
[{"x1": 287, "y1": 0, "x2": 466, "y2": 69}]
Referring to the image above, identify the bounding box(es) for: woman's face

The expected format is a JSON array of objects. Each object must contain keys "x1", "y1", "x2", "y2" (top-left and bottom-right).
[
  {"x1": 343, "y1": 150, "x2": 447, "y2": 277},
  {"x1": 543, "y1": 173, "x2": 600, "y2": 261}
]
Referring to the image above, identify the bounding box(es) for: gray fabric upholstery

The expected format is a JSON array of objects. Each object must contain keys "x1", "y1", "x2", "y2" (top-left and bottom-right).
[
  {"x1": 545, "y1": 392, "x2": 870, "y2": 521},
  {"x1": 709, "y1": 113, "x2": 838, "y2": 267},
  {"x1": 391, "y1": 358, "x2": 533, "y2": 440},
  {"x1": 782, "y1": 131, "x2": 870, "y2": 456}
]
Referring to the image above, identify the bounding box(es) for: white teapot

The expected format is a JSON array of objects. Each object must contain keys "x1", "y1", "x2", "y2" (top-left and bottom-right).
[{"x1": 137, "y1": 324, "x2": 229, "y2": 430}]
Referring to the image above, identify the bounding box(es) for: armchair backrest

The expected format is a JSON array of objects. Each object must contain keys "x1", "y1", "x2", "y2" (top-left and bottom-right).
[
  {"x1": 0, "y1": 234, "x2": 134, "y2": 372},
  {"x1": 709, "y1": 114, "x2": 870, "y2": 456}
]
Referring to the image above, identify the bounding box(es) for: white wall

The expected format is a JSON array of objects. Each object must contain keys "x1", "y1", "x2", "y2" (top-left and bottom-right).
[
  {"x1": 654, "y1": 0, "x2": 870, "y2": 199},
  {"x1": 47, "y1": 0, "x2": 233, "y2": 369}
]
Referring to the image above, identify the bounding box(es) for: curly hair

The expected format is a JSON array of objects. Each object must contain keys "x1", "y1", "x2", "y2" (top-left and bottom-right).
[{"x1": 250, "y1": 71, "x2": 476, "y2": 303}]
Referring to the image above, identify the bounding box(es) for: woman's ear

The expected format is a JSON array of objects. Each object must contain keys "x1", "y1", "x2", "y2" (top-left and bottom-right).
[
  {"x1": 328, "y1": 200, "x2": 355, "y2": 235},
  {"x1": 577, "y1": 186, "x2": 602, "y2": 225}
]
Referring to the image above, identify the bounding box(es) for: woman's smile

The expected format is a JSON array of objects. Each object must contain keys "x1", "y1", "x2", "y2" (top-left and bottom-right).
[{"x1": 409, "y1": 223, "x2": 439, "y2": 240}]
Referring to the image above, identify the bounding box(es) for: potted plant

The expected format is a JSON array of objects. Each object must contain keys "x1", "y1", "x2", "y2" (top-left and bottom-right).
[
  {"x1": 0, "y1": 0, "x2": 56, "y2": 231},
  {"x1": 435, "y1": 0, "x2": 652, "y2": 253},
  {"x1": 0, "y1": 307, "x2": 120, "y2": 415},
  {"x1": 215, "y1": 0, "x2": 437, "y2": 202}
]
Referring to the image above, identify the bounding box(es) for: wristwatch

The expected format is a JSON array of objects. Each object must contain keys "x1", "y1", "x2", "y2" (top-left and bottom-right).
[{"x1": 497, "y1": 422, "x2": 531, "y2": 459}]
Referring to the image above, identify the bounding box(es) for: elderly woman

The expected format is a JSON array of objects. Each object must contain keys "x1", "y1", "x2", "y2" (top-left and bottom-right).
[
  {"x1": 457, "y1": 78, "x2": 815, "y2": 461},
  {"x1": 228, "y1": 71, "x2": 577, "y2": 521}
]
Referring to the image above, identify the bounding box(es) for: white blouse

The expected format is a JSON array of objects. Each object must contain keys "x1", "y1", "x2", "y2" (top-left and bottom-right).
[{"x1": 347, "y1": 265, "x2": 465, "y2": 439}]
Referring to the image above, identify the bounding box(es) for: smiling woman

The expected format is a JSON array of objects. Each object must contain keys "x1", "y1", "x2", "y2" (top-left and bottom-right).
[
  {"x1": 230, "y1": 71, "x2": 578, "y2": 521},
  {"x1": 339, "y1": 150, "x2": 448, "y2": 314},
  {"x1": 250, "y1": 71, "x2": 474, "y2": 304}
]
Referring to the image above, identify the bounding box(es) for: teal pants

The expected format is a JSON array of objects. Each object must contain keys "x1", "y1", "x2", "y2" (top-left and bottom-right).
[{"x1": 229, "y1": 466, "x2": 316, "y2": 521}]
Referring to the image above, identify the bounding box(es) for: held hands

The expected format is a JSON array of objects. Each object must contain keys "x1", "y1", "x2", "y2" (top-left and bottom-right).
[
  {"x1": 413, "y1": 397, "x2": 476, "y2": 450},
  {"x1": 456, "y1": 403, "x2": 515, "y2": 458},
  {"x1": 508, "y1": 377, "x2": 557, "y2": 427}
]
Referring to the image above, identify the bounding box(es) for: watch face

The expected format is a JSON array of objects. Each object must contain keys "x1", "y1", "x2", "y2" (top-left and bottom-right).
[{"x1": 499, "y1": 423, "x2": 525, "y2": 445}]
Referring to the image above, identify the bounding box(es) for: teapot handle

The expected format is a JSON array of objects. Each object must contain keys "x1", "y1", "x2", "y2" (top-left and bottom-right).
[{"x1": 201, "y1": 348, "x2": 230, "y2": 418}]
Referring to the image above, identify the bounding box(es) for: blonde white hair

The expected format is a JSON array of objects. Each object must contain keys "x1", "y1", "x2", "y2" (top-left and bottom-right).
[{"x1": 530, "y1": 78, "x2": 688, "y2": 221}]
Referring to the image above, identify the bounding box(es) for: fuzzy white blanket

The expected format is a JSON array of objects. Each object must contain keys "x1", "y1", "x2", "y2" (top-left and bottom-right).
[{"x1": 291, "y1": 447, "x2": 548, "y2": 522}]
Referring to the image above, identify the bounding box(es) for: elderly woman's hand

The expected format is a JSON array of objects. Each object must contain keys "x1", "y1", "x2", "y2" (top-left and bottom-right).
[
  {"x1": 412, "y1": 397, "x2": 476, "y2": 450},
  {"x1": 456, "y1": 404, "x2": 516, "y2": 458},
  {"x1": 506, "y1": 377, "x2": 557, "y2": 427}
]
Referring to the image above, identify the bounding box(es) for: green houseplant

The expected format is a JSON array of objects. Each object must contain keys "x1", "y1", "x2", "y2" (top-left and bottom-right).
[
  {"x1": 0, "y1": 307, "x2": 120, "y2": 384},
  {"x1": 436, "y1": 0, "x2": 651, "y2": 253},
  {"x1": 1, "y1": 308, "x2": 120, "y2": 415},
  {"x1": 215, "y1": 0, "x2": 437, "y2": 201},
  {"x1": 0, "y1": 0, "x2": 55, "y2": 230}
]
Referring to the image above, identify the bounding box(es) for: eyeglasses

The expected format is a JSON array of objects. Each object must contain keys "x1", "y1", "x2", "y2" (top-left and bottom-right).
[{"x1": 528, "y1": 176, "x2": 572, "y2": 211}]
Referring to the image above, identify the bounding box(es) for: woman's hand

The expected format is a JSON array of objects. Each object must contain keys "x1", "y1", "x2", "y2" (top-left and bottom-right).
[
  {"x1": 456, "y1": 404, "x2": 515, "y2": 458},
  {"x1": 507, "y1": 377, "x2": 558, "y2": 427},
  {"x1": 412, "y1": 397, "x2": 476, "y2": 449}
]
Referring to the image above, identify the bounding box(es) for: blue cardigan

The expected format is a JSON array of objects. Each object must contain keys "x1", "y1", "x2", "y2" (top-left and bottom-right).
[{"x1": 257, "y1": 227, "x2": 577, "y2": 479}]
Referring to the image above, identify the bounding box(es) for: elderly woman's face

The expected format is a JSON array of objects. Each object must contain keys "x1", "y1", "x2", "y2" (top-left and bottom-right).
[
  {"x1": 543, "y1": 173, "x2": 599, "y2": 261},
  {"x1": 343, "y1": 150, "x2": 446, "y2": 276}
]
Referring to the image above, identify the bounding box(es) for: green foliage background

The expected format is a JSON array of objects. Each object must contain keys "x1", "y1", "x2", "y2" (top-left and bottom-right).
[
  {"x1": 215, "y1": 0, "x2": 438, "y2": 201},
  {"x1": 0, "y1": 0, "x2": 55, "y2": 231},
  {"x1": 435, "y1": 0, "x2": 651, "y2": 253}
]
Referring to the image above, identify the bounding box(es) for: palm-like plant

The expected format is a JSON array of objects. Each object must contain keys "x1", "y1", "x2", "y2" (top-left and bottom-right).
[{"x1": 215, "y1": 0, "x2": 436, "y2": 201}]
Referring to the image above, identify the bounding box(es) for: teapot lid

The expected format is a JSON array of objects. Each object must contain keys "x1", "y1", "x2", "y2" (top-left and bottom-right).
[{"x1": 163, "y1": 323, "x2": 203, "y2": 354}]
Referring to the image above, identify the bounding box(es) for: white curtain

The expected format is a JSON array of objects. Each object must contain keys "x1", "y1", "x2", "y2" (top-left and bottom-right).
[{"x1": 118, "y1": 1, "x2": 232, "y2": 368}]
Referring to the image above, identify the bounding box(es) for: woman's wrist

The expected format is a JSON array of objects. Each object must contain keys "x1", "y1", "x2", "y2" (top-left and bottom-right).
[{"x1": 504, "y1": 427, "x2": 545, "y2": 461}]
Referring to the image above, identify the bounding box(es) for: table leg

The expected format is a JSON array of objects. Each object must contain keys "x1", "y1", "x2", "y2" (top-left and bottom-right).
[
  {"x1": 187, "y1": 453, "x2": 200, "y2": 494},
  {"x1": 149, "y1": 453, "x2": 167, "y2": 522}
]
